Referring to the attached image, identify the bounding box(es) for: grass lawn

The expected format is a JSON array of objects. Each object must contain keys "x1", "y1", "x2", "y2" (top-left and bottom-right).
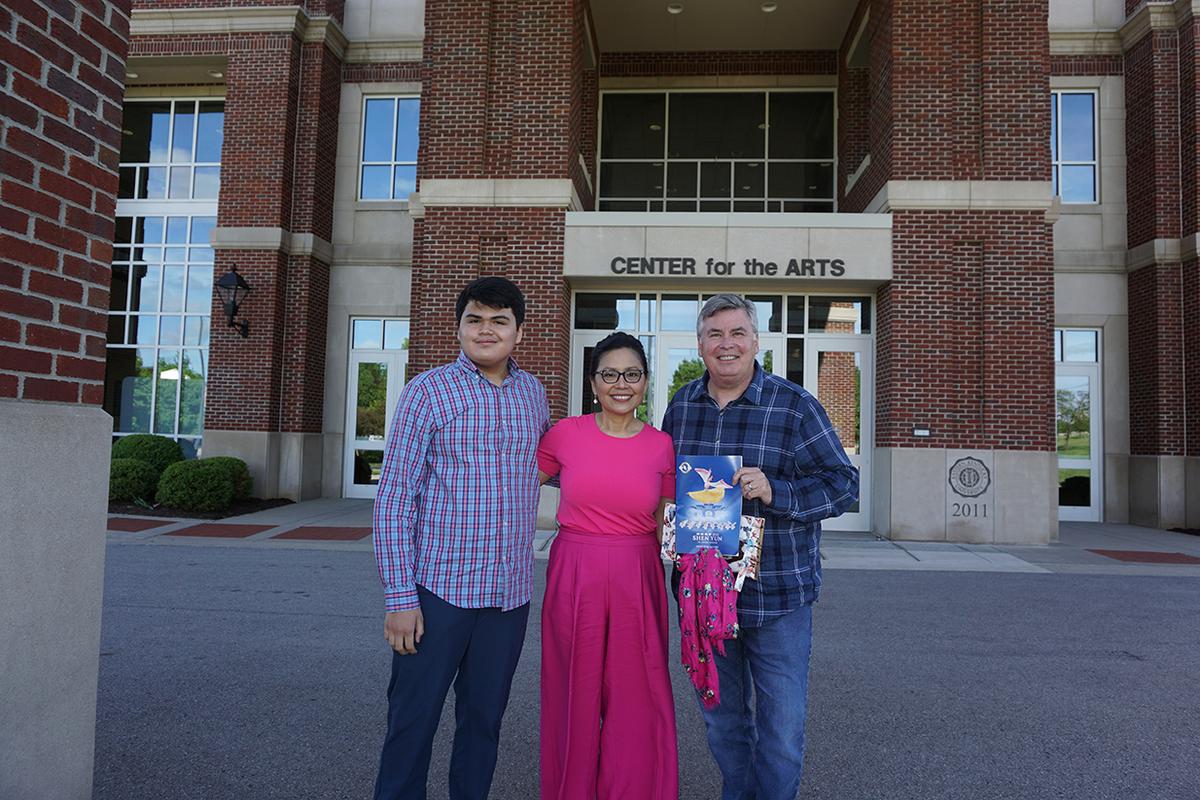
[{"x1": 1056, "y1": 431, "x2": 1091, "y2": 458}]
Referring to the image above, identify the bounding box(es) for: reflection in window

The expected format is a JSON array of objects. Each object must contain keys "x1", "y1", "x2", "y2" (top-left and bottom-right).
[
  {"x1": 1051, "y1": 91, "x2": 1097, "y2": 203},
  {"x1": 353, "y1": 318, "x2": 409, "y2": 351},
  {"x1": 574, "y1": 293, "x2": 637, "y2": 330},
  {"x1": 808, "y1": 297, "x2": 870, "y2": 334},
  {"x1": 119, "y1": 100, "x2": 223, "y2": 200},
  {"x1": 1056, "y1": 376, "x2": 1091, "y2": 458},
  {"x1": 104, "y1": 214, "x2": 215, "y2": 457},
  {"x1": 1058, "y1": 469, "x2": 1090, "y2": 507},
  {"x1": 361, "y1": 96, "x2": 420, "y2": 200},
  {"x1": 599, "y1": 90, "x2": 835, "y2": 212}
]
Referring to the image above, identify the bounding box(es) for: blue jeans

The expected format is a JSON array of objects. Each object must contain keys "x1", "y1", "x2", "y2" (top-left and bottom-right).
[{"x1": 699, "y1": 605, "x2": 814, "y2": 800}]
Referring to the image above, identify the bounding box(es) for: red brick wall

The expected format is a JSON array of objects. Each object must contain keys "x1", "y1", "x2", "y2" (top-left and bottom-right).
[
  {"x1": 279, "y1": 254, "x2": 329, "y2": 433},
  {"x1": 408, "y1": 207, "x2": 571, "y2": 418},
  {"x1": 412, "y1": 0, "x2": 582, "y2": 418},
  {"x1": 342, "y1": 62, "x2": 421, "y2": 83},
  {"x1": 888, "y1": 0, "x2": 1047, "y2": 182},
  {"x1": 1125, "y1": 31, "x2": 1180, "y2": 248},
  {"x1": 1050, "y1": 55, "x2": 1124, "y2": 76},
  {"x1": 841, "y1": 0, "x2": 890, "y2": 212},
  {"x1": 205, "y1": 250, "x2": 287, "y2": 430},
  {"x1": 1180, "y1": 18, "x2": 1198, "y2": 241},
  {"x1": 1, "y1": 0, "x2": 130, "y2": 404},
  {"x1": 292, "y1": 42, "x2": 342, "y2": 241},
  {"x1": 1185, "y1": 259, "x2": 1200, "y2": 456},
  {"x1": 599, "y1": 50, "x2": 837, "y2": 77},
  {"x1": 1127, "y1": 262, "x2": 1185, "y2": 456},
  {"x1": 877, "y1": 211, "x2": 1055, "y2": 450},
  {"x1": 219, "y1": 34, "x2": 301, "y2": 229}
]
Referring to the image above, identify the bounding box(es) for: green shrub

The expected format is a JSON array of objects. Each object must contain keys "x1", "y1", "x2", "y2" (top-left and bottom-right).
[
  {"x1": 156, "y1": 460, "x2": 235, "y2": 513},
  {"x1": 203, "y1": 456, "x2": 252, "y2": 500},
  {"x1": 112, "y1": 434, "x2": 184, "y2": 476},
  {"x1": 109, "y1": 458, "x2": 159, "y2": 502}
]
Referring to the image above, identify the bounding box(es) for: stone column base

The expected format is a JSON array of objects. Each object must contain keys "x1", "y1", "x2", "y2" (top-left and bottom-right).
[
  {"x1": 872, "y1": 447, "x2": 1057, "y2": 544},
  {"x1": 0, "y1": 401, "x2": 111, "y2": 800},
  {"x1": 1130, "y1": 455, "x2": 1197, "y2": 529},
  {"x1": 202, "y1": 430, "x2": 324, "y2": 501}
]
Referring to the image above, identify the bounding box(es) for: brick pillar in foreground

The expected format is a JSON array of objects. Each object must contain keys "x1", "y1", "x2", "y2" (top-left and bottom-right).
[{"x1": 0, "y1": 1, "x2": 131, "y2": 797}]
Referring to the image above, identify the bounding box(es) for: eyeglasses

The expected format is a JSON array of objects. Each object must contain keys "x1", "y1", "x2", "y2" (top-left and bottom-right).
[{"x1": 593, "y1": 368, "x2": 645, "y2": 384}]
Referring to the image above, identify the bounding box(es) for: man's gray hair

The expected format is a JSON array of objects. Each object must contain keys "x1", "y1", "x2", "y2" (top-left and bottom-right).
[{"x1": 697, "y1": 293, "x2": 759, "y2": 336}]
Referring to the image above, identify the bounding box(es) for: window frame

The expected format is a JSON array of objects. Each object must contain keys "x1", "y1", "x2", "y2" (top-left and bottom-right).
[
  {"x1": 358, "y1": 94, "x2": 420, "y2": 202},
  {"x1": 597, "y1": 88, "x2": 839, "y2": 213},
  {"x1": 1051, "y1": 89, "x2": 1100, "y2": 205}
]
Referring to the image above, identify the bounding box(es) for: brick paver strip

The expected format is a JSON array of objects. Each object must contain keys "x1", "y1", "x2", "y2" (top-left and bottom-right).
[
  {"x1": 167, "y1": 523, "x2": 275, "y2": 538},
  {"x1": 108, "y1": 517, "x2": 176, "y2": 532},
  {"x1": 1088, "y1": 549, "x2": 1200, "y2": 565},
  {"x1": 272, "y1": 526, "x2": 373, "y2": 541}
]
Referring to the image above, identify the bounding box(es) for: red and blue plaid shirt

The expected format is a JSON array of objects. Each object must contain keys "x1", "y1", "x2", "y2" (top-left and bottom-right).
[
  {"x1": 663, "y1": 362, "x2": 859, "y2": 627},
  {"x1": 373, "y1": 351, "x2": 550, "y2": 612}
]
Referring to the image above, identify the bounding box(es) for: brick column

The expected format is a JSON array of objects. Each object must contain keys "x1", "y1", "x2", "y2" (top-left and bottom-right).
[
  {"x1": 1124, "y1": 3, "x2": 1198, "y2": 528},
  {"x1": 409, "y1": 0, "x2": 589, "y2": 419},
  {"x1": 200, "y1": 22, "x2": 343, "y2": 500},
  {"x1": 0, "y1": 2, "x2": 131, "y2": 797},
  {"x1": 860, "y1": 0, "x2": 1057, "y2": 543}
]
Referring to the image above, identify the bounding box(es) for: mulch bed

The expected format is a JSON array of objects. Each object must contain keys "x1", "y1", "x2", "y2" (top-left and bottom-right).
[{"x1": 108, "y1": 497, "x2": 294, "y2": 520}]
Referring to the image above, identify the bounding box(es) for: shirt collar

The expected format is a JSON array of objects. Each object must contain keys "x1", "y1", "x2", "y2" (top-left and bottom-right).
[
  {"x1": 455, "y1": 350, "x2": 522, "y2": 383},
  {"x1": 694, "y1": 361, "x2": 765, "y2": 406}
]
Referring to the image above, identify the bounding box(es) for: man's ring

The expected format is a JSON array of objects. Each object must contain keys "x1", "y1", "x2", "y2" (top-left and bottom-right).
[{"x1": 748, "y1": 482, "x2": 754, "y2": 491}]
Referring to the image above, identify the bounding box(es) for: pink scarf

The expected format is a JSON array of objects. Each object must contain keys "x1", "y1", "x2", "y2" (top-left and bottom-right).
[{"x1": 676, "y1": 548, "x2": 739, "y2": 708}]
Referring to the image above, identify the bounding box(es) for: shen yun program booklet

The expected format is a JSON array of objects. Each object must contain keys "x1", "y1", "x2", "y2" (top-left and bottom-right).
[{"x1": 673, "y1": 455, "x2": 743, "y2": 556}]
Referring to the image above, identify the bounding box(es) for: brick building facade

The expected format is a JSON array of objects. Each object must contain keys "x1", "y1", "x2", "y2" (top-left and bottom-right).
[{"x1": 12, "y1": 0, "x2": 1197, "y2": 542}]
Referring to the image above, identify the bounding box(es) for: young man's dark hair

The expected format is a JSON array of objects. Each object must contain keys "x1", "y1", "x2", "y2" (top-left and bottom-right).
[
  {"x1": 588, "y1": 331, "x2": 648, "y2": 376},
  {"x1": 455, "y1": 276, "x2": 526, "y2": 327}
]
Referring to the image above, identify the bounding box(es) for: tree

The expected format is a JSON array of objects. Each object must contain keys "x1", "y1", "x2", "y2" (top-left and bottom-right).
[
  {"x1": 668, "y1": 358, "x2": 704, "y2": 402},
  {"x1": 1056, "y1": 388, "x2": 1090, "y2": 452}
]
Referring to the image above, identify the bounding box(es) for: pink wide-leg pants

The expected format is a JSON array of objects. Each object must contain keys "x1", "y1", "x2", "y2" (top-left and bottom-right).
[{"x1": 540, "y1": 529, "x2": 679, "y2": 800}]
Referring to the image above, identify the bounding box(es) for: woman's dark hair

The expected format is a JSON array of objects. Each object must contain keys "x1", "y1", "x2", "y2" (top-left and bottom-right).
[
  {"x1": 589, "y1": 332, "x2": 648, "y2": 376},
  {"x1": 455, "y1": 276, "x2": 526, "y2": 327}
]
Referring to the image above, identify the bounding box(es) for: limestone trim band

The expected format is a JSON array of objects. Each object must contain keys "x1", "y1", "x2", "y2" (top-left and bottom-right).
[
  {"x1": 867, "y1": 180, "x2": 1054, "y2": 213},
  {"x1": 1120, "y1": 1, "x2": 1200, "y2": 51},
  {"x1": 130, "y1": 6, "x2": 349, "y2": 60},
  {"x1": 417, "y1": 179, "x2": 583, "y2": 210},
  {"x1": 1048, "y1": 30, "x2": 1122, "y2": 57},
  {"x1": 1123, "y1": 235, "x2": 1200, "y2": 270},
  {"x1": 209, "y1": 227, "x2": 334, "y2": 264},
  {"x1": 344, "y1": 41, "x2": 423, "y2": 64}
]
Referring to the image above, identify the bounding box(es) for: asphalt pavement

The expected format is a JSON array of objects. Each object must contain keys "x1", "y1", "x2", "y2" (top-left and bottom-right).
[{"x1": 92, "y1": 537, "x2": 1200, "y2": 800}]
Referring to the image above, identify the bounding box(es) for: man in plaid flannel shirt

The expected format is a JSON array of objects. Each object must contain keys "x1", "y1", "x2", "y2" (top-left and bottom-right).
[
  {"x1": 662, "y1": 293, "x2": 859, "y2": 800},
  {"x1": 372, "y1": 277, "x2": 549, "y2": 800}
]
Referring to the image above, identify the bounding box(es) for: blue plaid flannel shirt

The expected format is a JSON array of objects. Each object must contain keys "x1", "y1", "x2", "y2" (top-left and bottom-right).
[{"x1": 662, "y1": 362, "x2": 859, "y2": 627}]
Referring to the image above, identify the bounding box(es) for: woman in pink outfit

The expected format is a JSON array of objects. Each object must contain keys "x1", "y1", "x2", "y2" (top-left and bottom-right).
[{"x1": 537, "y1": 332, "x2": 679, "y2": 800}]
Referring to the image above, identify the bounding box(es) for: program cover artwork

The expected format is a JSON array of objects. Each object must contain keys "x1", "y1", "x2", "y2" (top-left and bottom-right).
[{"x1": 674, "y1": 455, "x2": 743, "y2": 556}]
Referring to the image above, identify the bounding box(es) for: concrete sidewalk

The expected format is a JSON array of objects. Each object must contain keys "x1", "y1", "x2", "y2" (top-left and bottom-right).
[{"x1": 107, "y1": 499, "x2": 1200, "y2": 577}]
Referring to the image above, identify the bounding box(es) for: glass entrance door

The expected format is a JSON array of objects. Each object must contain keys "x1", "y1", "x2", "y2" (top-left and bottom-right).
[
  {"x1": 1056, "y1": 369, "x2": 1101, "y2": 521},
  {"x1": 804, "y1": 336, "x2": 872, "y2": 531},
  {"x1": 1055, "y1": 329, "x2": 1102, "y2": 522},
  {"x1": 343, "y1": 318, "x2": 409, "y2": 499}
]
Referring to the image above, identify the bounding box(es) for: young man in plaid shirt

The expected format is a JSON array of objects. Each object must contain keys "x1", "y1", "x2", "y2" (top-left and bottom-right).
[
  {"x1": 662, "y1": 293, "x2": 859, "y2": 800},
  {"x1": 372, "y1": 277, "x2": 549, "y2": 800}
]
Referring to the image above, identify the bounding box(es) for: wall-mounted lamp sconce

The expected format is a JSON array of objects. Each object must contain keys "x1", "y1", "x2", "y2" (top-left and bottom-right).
[{"x1": 215, "y1": 265, "x2": 251, "y2": 338}]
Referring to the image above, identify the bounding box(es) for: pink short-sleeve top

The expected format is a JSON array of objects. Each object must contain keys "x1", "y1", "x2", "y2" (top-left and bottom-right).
[{"x1": 537, "y1": 415, "x2": 676, "y2": 537}]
